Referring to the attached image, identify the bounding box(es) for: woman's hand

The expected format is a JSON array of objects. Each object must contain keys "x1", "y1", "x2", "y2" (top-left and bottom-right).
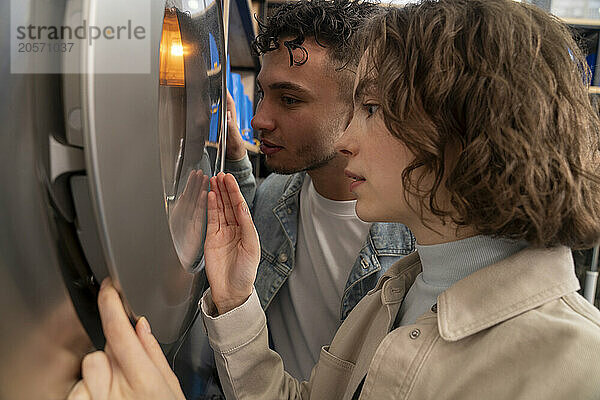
[
  {"x1": 67, "y1": 279, "x2": 186, "y2": 400},
  {"x1": 204, "y1": 172, "x2": 260, "y2": 315}
]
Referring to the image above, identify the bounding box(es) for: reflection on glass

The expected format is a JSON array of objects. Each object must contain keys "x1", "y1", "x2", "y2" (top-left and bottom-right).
[
  {"x1": 158, "y1": 4, "x2": 224, "y2": 270},
  {"x1": 168, "y1": 169, "x2": 210, "y2": 269},
  {"x1": 159, "y1": 9, "x2": 185, "y2": 87}
]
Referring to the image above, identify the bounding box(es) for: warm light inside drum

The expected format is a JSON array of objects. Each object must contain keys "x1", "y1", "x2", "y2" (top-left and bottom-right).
[{"x1": 159, "y1": 9, "x2": 185, "y2": 87}]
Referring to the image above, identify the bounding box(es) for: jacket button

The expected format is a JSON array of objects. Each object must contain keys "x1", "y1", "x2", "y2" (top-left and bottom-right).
[
  {"x1": 431, "y1": 303, "x2": 437, "y2": 313},
  {"x1": 409, "y1": 329, "x2": 421, "y2": 339},
  {"x1": 278, "y1": 253, "x2": 288, "y2": 262},
  {"x1": 287, "y1": 208, "x2": 293, "y2": 214}
]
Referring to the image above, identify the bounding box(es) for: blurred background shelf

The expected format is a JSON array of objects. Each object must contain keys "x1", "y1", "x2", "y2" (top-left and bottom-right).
[
  {"x1": 589, "y1": 86, "x2": 600, "y2": 94},
  {"x1": 562, "y1": 17, "x2": 600, "y2": 27},
  {"x1": 229, "y1": 0, "x2": 260, "y2": 69}
]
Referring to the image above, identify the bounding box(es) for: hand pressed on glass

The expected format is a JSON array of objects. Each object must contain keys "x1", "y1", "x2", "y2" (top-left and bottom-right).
[{"x1": 204, "y1": 172, "x2": 260, "y2": 315}]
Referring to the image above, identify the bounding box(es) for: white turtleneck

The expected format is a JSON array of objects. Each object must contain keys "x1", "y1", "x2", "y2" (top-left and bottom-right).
[{"x1": 395, "y1": 235, "x2": 528, "y2": 327}]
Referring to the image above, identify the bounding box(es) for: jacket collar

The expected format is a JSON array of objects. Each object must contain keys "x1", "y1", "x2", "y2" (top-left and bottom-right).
[
  {"x1": 270, "y1": 173, "x2": 306, "y2": 249},
  {"x1": 437, "y1": 246, "x2": 580, "y2": 341},
  {"x1": 278, "y1": 172, "x2": 306, "y2": 203},
  {"x1": 367, "y1": 223, "x2": 415, "y2": 256},
  {"x1": 371, "y1": 251, "x2": 422, "y2": 302}
]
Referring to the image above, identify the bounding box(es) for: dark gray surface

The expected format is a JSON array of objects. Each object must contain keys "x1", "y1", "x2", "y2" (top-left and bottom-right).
[{"x1": 0, "y1": 1, "x2": 93, "y2": 398}]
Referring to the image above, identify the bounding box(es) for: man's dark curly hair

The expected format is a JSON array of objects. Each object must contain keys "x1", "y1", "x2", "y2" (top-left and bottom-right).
[{"x1": 252, "y1": 0, "x2": 379, "y2": 68}]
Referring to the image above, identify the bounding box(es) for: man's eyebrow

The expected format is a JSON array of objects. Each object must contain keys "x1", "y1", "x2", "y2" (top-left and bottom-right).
[{"x1": 268, "y1": 81, "x2": 311, "y2": 95}]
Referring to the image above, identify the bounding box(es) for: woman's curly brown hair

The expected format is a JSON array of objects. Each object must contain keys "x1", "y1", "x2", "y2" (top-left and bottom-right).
[{"x1": 359, "y1": 0, "x2": 600, "y2": 249}]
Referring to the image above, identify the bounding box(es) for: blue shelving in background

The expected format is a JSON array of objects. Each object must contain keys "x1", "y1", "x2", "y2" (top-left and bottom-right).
[{"x1": 226, "y1": 58, "x2": 254, "y2": 144}]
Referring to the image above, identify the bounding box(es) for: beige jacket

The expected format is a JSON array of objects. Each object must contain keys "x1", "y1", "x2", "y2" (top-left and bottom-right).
[{"x1": 201, "y1": 247, "x2": 600, "y2": 399}]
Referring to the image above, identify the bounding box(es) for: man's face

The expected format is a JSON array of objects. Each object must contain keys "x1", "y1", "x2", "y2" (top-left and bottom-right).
[{"x1": 251, "y1": 38, "x2": 352, "y2": 174}]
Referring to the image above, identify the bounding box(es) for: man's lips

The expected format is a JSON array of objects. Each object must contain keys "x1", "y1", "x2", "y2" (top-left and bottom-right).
[
  {"x1": 345, "y1": 169, "x2": 366, "y2": 192},
  {"x1": 259, "y1": 138, "x2": 284, "y2": 155}
]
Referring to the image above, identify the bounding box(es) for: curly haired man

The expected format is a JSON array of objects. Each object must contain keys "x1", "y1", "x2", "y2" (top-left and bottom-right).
[{"x1": 223, "y1": 0, "x2": 414, "y2": 381}]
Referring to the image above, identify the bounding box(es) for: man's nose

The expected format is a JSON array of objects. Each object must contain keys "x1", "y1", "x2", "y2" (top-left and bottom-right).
[{"x1": 251, "y1": 102, "x2": 275, "y2": 133}]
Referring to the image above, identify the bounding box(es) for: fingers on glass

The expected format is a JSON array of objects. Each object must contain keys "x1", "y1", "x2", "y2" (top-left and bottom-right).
[
  {"x1": 206, "y1": 190, "x2": 219, "y2": 234},
  {"x1": 217, "y1": 173, "x2": 237, "y2": 225},
  {"x1": 210, "y1": 176, "x2": 225, "y2": 228},
  {"x1": 223, "y1": 173, "x2": 249, "y2": 220}
]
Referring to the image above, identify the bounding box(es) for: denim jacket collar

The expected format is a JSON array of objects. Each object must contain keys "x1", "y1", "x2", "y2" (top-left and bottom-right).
[
  {"x1": 280, "y1": 172, "x2": 306, "y2": 201},
  {"x1": 270, "y1": 172, "x2": 306, "y2": 249},
  {"x1": 368, "y1": 223, "x2": 416, "y2": 256}
]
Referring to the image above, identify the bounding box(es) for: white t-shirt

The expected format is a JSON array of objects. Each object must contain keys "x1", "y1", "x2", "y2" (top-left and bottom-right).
[{"x1": 266, "y1": 176, "x2": 372, "y2": 380}]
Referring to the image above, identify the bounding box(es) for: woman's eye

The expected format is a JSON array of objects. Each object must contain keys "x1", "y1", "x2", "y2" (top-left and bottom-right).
[{"x1": 364, "y1": 103, "x2": 379, "y2": 117}]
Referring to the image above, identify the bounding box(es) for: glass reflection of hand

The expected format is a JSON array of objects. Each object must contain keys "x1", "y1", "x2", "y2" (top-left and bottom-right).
[{"x1": 169, "y1": 169, "x2": 210, "y2": 269}]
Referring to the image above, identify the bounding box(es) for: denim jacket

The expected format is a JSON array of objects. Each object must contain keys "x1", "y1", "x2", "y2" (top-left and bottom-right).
[{"x1": 226, "y1": 155, "x2": 415, "y2": 320}]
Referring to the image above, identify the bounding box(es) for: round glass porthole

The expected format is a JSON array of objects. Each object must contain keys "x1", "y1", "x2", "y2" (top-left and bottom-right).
[{"x1": 158, "y1": 3, "x2": 224, "y2": 270}]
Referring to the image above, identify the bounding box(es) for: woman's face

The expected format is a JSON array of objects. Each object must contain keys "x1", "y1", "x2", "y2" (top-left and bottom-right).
[
  {"x1": 337, "y1": 56, "x2": 477, "y2": 244},
  {"x1": 335, "y1": 64, "x2": 416, "y2": 225}
]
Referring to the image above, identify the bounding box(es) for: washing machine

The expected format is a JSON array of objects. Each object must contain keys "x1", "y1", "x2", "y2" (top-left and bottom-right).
[{"x1": 0, "y1": 0, "x2": 228, "y2": 397}]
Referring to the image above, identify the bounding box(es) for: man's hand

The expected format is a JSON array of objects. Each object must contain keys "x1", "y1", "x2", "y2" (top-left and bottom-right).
[
  {"x1": 226, "y1": 91, "x2": 248, "y2": 161},
  {"x1": 67, "y1": 279, "x2": 186, "y2": 400},
  {"x1": 169, "y1": 169, "x2": 210, "y2": 269},
  {"x1": 204, "y1": 172, "x2": 260, "y2": 314}
]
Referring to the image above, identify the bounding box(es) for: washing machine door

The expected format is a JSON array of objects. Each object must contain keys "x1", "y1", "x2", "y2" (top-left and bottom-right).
[
  {"x1": 63, "y1": 0, "x2": 227, "y2": 346},
  {"x1": 1, "y1": 0, "x2": 226, "y2": 397}
]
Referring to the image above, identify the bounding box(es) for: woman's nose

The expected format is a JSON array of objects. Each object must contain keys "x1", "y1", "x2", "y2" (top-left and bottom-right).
[{"x1": 335, "y1": 118, "x2": 358, "y2": 157}]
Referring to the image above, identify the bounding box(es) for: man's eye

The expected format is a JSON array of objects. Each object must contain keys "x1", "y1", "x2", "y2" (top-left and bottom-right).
[
  {"x1": 256, "y1": 89, "x2": 264, "y2": 102},
  {"x1": 364, "y1": 103, "x2": 379, "y2": 117},
  {"x1": 282, "y1": 96, "x2": 300, "y2": 105}
]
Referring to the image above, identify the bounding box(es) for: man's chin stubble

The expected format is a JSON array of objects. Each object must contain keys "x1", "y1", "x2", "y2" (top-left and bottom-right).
[{"x1": 265, "y1": 153, "x2": 336, "y2": 175}]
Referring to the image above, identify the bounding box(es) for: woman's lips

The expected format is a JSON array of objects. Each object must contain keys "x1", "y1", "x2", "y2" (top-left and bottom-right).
[
  {"x1": 350, "y1": 180, "x2": 365, "y2": 192},
  {"x1": 260, "y1": 139, "x2": 284, "y2": 155},
  {"x1": 345, "y1": 169, "x2": 366, "y2": 192}
]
